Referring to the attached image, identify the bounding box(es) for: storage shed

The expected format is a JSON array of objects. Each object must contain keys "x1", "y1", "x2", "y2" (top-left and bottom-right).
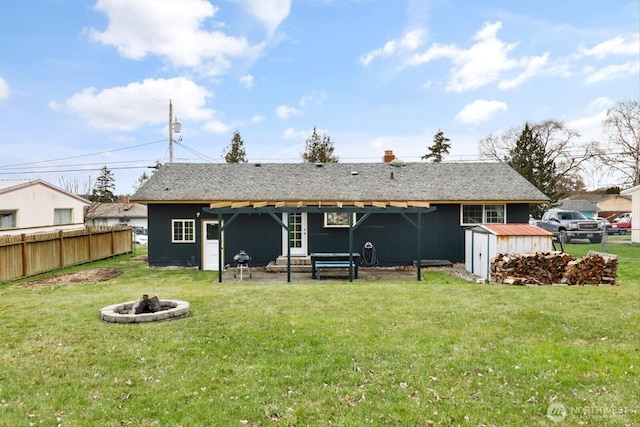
[{"x1": 465, "y1": 224, "x2": 553, "y2": 282}]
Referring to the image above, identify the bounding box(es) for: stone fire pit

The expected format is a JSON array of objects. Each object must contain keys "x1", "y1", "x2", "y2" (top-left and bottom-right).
[{"x1": 100, "y1": 296, "x2": 190, "y2": 323}]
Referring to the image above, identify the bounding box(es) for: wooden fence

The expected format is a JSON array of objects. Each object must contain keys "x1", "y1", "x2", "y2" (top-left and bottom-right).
[{"x1": 0, "y1": 226, "x2": 133, "y2": 283}]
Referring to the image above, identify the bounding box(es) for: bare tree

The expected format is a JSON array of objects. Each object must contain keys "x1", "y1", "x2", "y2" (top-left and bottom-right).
[
  {"x1": 59, "y1": 177, "x2": 100, "y2": 224},
  {"x1": 597, "y1": 100, "x2": 640, "y2": 186},
  {"x1": 479, "y1": 120, "x2": 596, "y2": 198}
]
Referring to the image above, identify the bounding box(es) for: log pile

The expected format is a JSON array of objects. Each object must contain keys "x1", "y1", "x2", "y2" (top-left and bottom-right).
[
  {"x1": 561, "y1": 252, "x2": 618, "y2": 285},
  {"x1": 491, "y1": 251, "x2": 618, "y2": 286}
]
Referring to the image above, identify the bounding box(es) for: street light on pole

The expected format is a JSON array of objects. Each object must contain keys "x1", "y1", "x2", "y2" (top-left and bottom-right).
[{"x1": 169, "y1": 99, "x2": 181, "y2": 163}]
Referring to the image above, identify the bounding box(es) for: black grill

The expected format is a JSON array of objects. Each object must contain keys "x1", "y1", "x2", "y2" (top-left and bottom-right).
[{"x1": 233, "y1": 250, "x2": 252, "y2": 280}]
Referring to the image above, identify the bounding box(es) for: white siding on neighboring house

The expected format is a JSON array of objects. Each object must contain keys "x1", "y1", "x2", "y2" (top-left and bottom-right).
[
  {"x1": 620, "y1": 185, "x2": 639, "y2": 243},
  {"x1": 0, "y1": 179, "x2": 90, "y2": 236}
]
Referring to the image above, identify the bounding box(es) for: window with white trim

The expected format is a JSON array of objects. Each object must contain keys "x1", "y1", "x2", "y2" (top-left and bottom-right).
[
  {"x1": 172, "y1": 219, "x2": 195, "y2": 243},
  {"x1": 54, "y1": 208, "x2": 72, "y2": 225},
  {"x1": 461, "y1": 204, "x2": 506, "y2": 225}
]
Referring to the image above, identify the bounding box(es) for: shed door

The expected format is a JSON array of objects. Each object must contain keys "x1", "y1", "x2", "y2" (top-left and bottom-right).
[
  {"x1": 473, "y1": 232, "x2": 490, "y2": 281},
  {"x1": 202, "y1": 220, "x2": 222, "y2": 270}
]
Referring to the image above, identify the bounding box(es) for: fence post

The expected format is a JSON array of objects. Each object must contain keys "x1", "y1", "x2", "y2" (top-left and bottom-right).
[
  {"x1": 59, "y1": 230, "x2": 65, "y2": 268},
  {"x1": 21, "y1": 233, "x2": 27, "y2": 278}
]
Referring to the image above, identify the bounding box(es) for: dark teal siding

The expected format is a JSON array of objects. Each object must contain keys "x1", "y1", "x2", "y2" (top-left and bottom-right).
[
  {"x1": 221, "y1": 213, "x2": 281, "y2": 266},
  {"x1": 147, "y1": 203, "x2": 533, "y2": 268},
  {"x1": 148, "y1": 204, "x2": 203, "y2": 267}
]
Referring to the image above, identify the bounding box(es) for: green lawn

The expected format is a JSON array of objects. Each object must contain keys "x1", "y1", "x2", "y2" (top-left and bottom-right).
[{"x1": 0, "y1": 243, "x2": 638, "y2": 426}]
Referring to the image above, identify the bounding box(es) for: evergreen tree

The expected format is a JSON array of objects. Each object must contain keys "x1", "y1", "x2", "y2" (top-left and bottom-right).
[
  {"x1": 223, "y1": 130, "x2": 248, "y2": 163},
  {"x1": 91, "y1": 166, "x2": 116, "y2": 203},
  {"x1": 301, "y1": 127, "x2": 339, "y2": 163},
  {"x1": 422, "y1": 129, "x2": 451, "y2": 163},
  {"x1": 506, "y1": 123, "x2": 559, "y2": 218}
]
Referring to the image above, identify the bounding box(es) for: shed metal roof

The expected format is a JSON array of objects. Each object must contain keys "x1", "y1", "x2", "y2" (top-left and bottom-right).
[
  {"x1": 132, "y1": 162, "x2": 549, "y2": 207},
  {"x1": 470, "y1": 224, "x2": 553, "y2": 236}
]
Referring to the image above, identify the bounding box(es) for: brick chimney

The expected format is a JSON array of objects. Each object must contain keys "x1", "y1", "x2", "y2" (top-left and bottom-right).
[{"x1": 383, "y1": 150, "x2": 396, "y2": 163}]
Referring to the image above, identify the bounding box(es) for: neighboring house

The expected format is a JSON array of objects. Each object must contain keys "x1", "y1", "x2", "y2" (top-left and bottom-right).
[
  {"x1": 557, "y1": 198, "x2": 599, "y2": 218},
  {"x1": 0, "y1": 179, "x2": 90, "y2": 236},
  {"x1": 620, "y1": 185, "x2": 639, "y2": 243},
  {"x1": 596, "y1": 194, "x2": 632, "y2": 220},
  {"x1": 86, "y1": 201, "x2": 148, "y2": 230},
  {"x1": 132, "y1": 161, "x2": 548, "y2": 275}
]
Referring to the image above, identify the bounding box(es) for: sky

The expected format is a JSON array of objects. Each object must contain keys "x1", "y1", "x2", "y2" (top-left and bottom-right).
[{"x1": 0, "y1": 0, "x2": 638, "y2": 195}]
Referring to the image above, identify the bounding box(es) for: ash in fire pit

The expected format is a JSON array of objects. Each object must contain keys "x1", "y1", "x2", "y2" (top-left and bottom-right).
[
  {"x1": 100, "y1": 296, "x2": 190, "y2": 323},
  {"x1": 132, "y1": 294, "x2": 161, "y2": 314}
]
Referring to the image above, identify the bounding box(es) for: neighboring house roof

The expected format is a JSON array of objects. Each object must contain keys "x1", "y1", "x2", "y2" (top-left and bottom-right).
[
  {"x1": 558, "y1": 198, "x2": 599, "y2": 212},
  {"x1": 0, "y1": 178, "x2": 90, "y2": 205},
  {"x1": 132, "y1": 162, "x2": 549, "y2": 206},
  {"x1": 598, "y1": 194, "x2": 631, "y2": 203},
  {"x1": 92, "y1": 203, "x2": 148, "y2": 219},
  {"x1": 621, "y1": 185, "x2": 640, "y2": 196}
]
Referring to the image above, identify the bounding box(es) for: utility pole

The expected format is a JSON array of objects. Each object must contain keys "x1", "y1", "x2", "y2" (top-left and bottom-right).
[{"x1": 169, "y1": 99, "x2": 174, "y2": 163}]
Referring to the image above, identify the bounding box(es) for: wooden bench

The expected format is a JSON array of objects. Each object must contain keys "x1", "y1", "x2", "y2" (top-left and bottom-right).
[{"x1": 313, "y1": 260, "x2": 358, "y2": 280}]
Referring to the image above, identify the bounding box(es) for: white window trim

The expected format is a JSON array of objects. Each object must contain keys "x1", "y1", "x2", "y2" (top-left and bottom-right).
[
  {"x1": 460, "y1": 204, "x2": 506, "y2": 225},
  {"x1": 172, "y1": 219, "x2": 196, "y2": 243},
  {"x1": 323, "y1": 212, "x2": 356, "y2": 228}
]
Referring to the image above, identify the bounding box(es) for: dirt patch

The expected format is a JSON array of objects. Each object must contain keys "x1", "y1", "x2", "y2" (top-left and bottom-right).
[{"x1": 20, "y1": 267, "x2": 122, "y2": 288}]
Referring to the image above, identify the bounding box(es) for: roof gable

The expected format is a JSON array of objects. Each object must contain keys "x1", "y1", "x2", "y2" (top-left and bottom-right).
[{"x1": 0, "y1": 178, "x2": 90, "y2": 205}]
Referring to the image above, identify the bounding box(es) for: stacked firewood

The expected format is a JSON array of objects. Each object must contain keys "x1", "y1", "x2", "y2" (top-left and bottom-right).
[
  {"x1": 561, "y1": 252, "x2": 618, "y2": 285},
  {"x1": 491, "y1": 251, "x2": 618, "y2": 286}
]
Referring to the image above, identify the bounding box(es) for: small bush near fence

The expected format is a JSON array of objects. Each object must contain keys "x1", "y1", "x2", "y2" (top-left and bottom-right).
[{"x1": 0, "y1": 226, "x2": 133, "y2": 283}]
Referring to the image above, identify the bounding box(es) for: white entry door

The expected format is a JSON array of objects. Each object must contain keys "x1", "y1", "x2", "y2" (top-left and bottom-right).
[
  {"x1": 202, "y1": 220, "x2": 222, "y2": 270},
  {"x1": 282, "y1": 213, "x2": 307, "y2": 256}
]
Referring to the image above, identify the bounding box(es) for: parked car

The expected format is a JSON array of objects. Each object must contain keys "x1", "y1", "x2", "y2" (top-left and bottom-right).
[
  {"x1": 609, "y1": 217, "x2": 632, "y2": 235},
  {"x1": 590, "y1": 216, "x2": 610, "y2": 229},
  {"x1": 534, "y1": 209, "x2": 603, "y2": 243},
  {"x1": 133, "y1": 228, "x2": 148, "y2": 245}
]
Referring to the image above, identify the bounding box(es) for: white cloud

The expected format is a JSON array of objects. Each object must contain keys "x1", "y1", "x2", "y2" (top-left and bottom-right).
[
  {"x1": 581, "y1": 33, "x2": 640, "y2": 59},
  {"x1": 54, "y1": 77, "x2": 214, "y2": 131},
  {"x1": 455, "y1": 99, "x2": 507, "y2": 125},
  {"x1": 583, "y1": 61, "x2": 640, "y2": 84},
  {"x1": 237, "y1": 0, "x2": 291, "y2": 36},
  {"x1": 250, "y1": 114, "x2": 264, "y2": 123},
  {"x1": 283, "y1": 127, "x2": 305, "y2": 139},
  {"x1": 202, "y1": 120, "x2": 229, "y2": 133},
  {"x1": 360, "y1": 29, "x2": 426, "y2": 66},
  {"x1": 590, "y1": 97, "x2": 612, "y2": 109},
  {"x1": 408, "y1": 21, "x2": 548, "y2": 92},
  {"x1": 276, "y1": 104, "x2": 302, "y2": 119},
  {"x1": 239, "y1": 74, "x2": 254, "y2": 89},
  {"x1": 89, "y1": 0, "x2": 257, "y2": 74},
  {"x1": 0, "y1": 76, "x2": 9, "y2": 99},
  {"x1": 299, "y1": 89, "x2": 327, "y2": 107},
  {"x1": 498, "y1": 53, "x2": 549, "y2": 89}
]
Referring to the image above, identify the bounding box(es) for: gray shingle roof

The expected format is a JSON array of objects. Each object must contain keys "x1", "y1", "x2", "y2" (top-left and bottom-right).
[
  {"x1": 131, "y1": 162, "x2": 549, "y2": 203},
  {"x1": 558, "y1": 198, "x2": 600, "y2": 212}
]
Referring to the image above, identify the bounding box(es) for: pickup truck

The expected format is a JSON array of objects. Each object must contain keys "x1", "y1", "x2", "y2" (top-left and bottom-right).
[{"x1": 534, "y1": 210, "x2": 603, "y2": 243}]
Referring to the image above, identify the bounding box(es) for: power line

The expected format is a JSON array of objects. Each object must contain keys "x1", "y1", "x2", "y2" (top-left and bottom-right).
[
  {"x1": 0, "y1": 165, "x2": 154, "y2": 175},
  {"x1": 0, "y1": 139, "x2": 166, "y2": 170}
]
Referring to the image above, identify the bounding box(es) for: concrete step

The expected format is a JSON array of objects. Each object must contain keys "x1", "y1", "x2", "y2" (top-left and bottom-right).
[
  {"x1": 274, "y1": 255, "x2": 311, "y2": 266},
  {"x1": 265, "y1": 261, "x2": 313, "y2": 273}
]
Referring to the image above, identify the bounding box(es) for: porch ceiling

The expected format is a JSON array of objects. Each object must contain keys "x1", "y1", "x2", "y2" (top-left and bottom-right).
[{"x1": 209, "y1": 200, "x2": 431, "y2": 209}]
